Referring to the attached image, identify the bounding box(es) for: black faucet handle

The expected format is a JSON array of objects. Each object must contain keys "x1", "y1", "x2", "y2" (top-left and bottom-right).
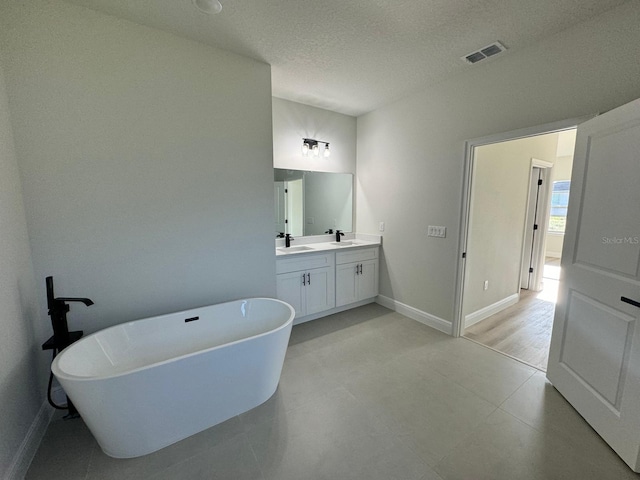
[
  {"x1": 325, "y1": 229, "x2": 334, "y2": 234},
  {"x1": 277, "y1": 232, "x2": 285, "y2": 238}
]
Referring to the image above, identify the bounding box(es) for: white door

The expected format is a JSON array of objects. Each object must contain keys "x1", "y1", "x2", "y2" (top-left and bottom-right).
[
  {"x1": 521, "y1": 167, "x2": 542, "y2": 289},
  {"x1": 276, "y1": 272, "x2": 305, "y2": 318},
  {"x1": 304, "y1": 266, "x2": 335, "y2": 316},
  {"x1": 357, "y1": 259, "x2": 378, "y2": 300},
  {"x1": 336, "y1": 263, "x2": 358, "y2": 307},
  {"x1": 274, "y1": 181, "x2": 286, "y2": 235},
  {"x1": 546, "y1": 99, "x2": 640, "y2": 471}
]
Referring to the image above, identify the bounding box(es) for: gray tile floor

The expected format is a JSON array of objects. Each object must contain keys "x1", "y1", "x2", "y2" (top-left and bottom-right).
[{"x1": 26, "y1": 304, "x2": 640, "y2": 479}]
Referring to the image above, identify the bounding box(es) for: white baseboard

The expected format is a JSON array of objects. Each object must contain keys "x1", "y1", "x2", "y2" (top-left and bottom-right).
[
  {"x1": 545, "y1": 251, "x2": 562, "y2": 258},
  {"x1": 464, "y1": 293, "x2": 520, "y2": 329},
  {"x1": 6, "y1": 399, "x2": 54, "y2": 480},
  {"x1": 376, "y1": 295, "x2": 452, "y2": 335}
]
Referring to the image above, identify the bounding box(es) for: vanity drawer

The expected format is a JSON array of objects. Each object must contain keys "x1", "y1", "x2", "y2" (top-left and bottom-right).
[
  {"x1": 276, "y1": 252, "x2": 335, "y2": 274},
  {"x1": 336, "y1": 247, "x2": 378, "y2": 265}
]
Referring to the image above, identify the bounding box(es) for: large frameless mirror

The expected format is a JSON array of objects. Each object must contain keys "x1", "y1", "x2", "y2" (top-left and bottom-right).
[{"x1": 274, "y1": 169, "x2": 353, "y2": 237}]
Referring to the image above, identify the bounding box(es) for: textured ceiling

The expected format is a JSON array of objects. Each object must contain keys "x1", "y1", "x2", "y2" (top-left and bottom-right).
[{"x1": 64, "y1": 0, "x2": 628, "y2": 116}]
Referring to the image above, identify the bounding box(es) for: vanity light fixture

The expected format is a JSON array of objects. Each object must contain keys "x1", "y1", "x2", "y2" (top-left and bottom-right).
[
  {"x1": 192, "y1": 0, "x2": 222, "y2": 14},
  {"x1": 302, "y1": 138, "x2": 331, "y2": 158}
]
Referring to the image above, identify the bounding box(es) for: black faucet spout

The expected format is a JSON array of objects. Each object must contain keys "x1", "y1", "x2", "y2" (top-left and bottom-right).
[
  {"x1": 285, "y1": 233, "x2": 294, "y2": 248},
  {"x1": 55, "y1": 297, "x2": 94, "y2": 307},
  {"x1": 335, "y1": 230, "x2": 345, "y2": 242},
  {"x1": 45, "y1": 276, "x2": 94, "y2": 351}
]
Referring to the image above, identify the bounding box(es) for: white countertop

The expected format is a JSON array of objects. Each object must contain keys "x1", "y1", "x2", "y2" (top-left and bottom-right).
[{"x1": 275, "y1": 234, "x2": 382, "y2": 256}]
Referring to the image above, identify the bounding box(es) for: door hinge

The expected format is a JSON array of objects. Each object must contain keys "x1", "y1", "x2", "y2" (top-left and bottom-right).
[
  {"x1": 538, "y1": 179, "x2": 543, "y2": 186},
  {"x1": 529, "y1": 267, "x2": 534, "y2": 273},
  {"x1": 462, "y1": 252, "x2": 467, "y2": 258},
  {"x1": 533, "y1": 224, "x2": 538, "y2": 230},
  {"x1": 285, "y1": 219, "x2": 288, "y2": 224},
  {"x1": 285, "y1": 188, "x2": 288, "y2": 193}
]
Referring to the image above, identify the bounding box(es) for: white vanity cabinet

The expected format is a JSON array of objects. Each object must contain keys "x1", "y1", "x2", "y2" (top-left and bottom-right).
[
  {"x1": 335, "y1": 247, "x2": 379, "y2": 307},
  {"x1": 276, "y1": 252, "x2": 335, "y2": 319}
]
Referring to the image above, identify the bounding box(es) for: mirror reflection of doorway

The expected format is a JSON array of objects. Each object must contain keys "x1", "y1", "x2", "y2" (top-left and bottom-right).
[
  {"x1": 461, "y1": 129, "x2": 576, "y2": 371},
  {"x1": 273, "y1": 169, "x2": 353, "y2": 237}
]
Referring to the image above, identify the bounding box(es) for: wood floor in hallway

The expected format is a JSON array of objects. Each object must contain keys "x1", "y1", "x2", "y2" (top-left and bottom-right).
[{"x1": 464, "y1": 259, "x2": 560, "y2": 371}]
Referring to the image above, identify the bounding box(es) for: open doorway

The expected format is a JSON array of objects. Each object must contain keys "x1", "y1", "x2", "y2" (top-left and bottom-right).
[{"x1": 459, "y1": 128, "x2": 576, "y2": 370}]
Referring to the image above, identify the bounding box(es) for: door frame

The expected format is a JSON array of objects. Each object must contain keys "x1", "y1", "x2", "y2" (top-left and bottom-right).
[
  {"x1": 452, "y1": 115, "x2": 594, "y2": 338},
  {"x1": 521, "y1": 159, "x2": 554, "y2": 291}
]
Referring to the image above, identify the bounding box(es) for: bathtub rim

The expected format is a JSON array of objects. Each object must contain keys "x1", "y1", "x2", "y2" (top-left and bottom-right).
[{"x1": 51, "y1": 297, "x2": 295, "y2": 382}]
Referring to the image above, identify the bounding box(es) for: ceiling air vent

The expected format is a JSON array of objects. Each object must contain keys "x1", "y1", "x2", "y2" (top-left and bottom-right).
[{"x1": 462, "y1": 41, "x2": 507, "y2": 64}]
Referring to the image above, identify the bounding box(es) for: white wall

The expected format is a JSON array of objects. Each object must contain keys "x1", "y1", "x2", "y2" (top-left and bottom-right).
[
  {"x1": 357, "y1": 1, "x2": 640, "y2": 324},
  {"x1": 463, "y1": 134, "x2": 559, "y2": 317},
  {"x1": 272, "y1": 97, "x2": 356, "y2": 174},
  {"x1": 0, "y1": 0, "x2": 275, "y2": 353},
  {"x1": 0, "y1": 60, "x2": 42, "y2": 479}
]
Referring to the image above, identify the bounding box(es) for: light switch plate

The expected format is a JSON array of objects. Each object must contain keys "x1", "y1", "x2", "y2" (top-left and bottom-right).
[{"x1": 428, "y1": 226, "x2": 446, "y2": 238}]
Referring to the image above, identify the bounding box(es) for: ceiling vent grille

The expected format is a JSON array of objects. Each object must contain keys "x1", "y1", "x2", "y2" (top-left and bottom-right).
[{"x1": 462, "y1": 41, "x2": 507, "y2": 64}]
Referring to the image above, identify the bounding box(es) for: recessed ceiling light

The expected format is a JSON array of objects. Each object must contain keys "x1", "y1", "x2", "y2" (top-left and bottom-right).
[{"x1": 192, "y1": 0, "x2": 222, "y2": 15}]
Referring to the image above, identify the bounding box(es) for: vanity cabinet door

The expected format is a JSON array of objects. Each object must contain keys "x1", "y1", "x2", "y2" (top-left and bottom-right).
[
  {"x1": 357, "y1": 259, "x2": 378, "y2": 301},
  {"x1": 336, "y1": 257, "x2": 379, "y2": 307},
  {"x1": 276, "y1": 271, "x2": 305, "y2": 317},
  {"x1": 305, "y1": 266, "x2": 335, "y2": 316},
  {"x1": 336, "y1": 263, "x2": 359, "y2": 307}
]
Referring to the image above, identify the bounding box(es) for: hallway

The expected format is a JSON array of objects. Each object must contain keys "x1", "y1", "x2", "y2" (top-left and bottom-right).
[{"x1": 464, "y1": 258, "x2": 560, "y2": 370}]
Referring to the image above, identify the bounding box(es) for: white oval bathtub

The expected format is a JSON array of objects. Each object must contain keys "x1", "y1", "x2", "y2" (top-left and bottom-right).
[{"x1": 52, "y1": 297, "x2": 294, "y2": 458}]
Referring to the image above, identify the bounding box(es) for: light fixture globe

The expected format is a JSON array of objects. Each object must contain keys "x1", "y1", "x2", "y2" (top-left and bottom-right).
[
  {"x1": 193, "y1": 0, "x2": 222, "y2": 14},
  {"x1": 324, "y1": 143, "x2": 331, "y2": 157}
]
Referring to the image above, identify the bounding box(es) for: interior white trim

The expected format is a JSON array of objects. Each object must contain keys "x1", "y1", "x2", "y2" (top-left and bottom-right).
[
  {"x1": 453, "y1": 114, "x2": 595, "y2": 338},
  {"x1": 6, "y1": 400, "x2": 54, "y2": 480},
  {"x1": 532, "y1": 158, "x2": 554, "y2": 168},
  {"x1": 376, "y1": 295, "x2": 452, "y2": 335},
  {"x1": 464, "y1": 292, "x2": 520, "y2": 329}
]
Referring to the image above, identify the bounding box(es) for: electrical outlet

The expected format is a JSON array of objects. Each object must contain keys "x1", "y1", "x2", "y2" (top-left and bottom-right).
[
  {"x1": 379, "y1": 221, "x2": 385, "y2": 232},
  {"x1": 428, "y1": 226, "x2": 447, "y2": 238},
  {"x1": 483, "y1": 280, "x2": 489, "y2": 291}
]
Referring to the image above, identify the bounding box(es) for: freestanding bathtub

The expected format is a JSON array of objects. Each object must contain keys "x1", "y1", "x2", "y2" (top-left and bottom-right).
[{"x1": 51, "y1": 298, "x2": 294, "y2": 458}]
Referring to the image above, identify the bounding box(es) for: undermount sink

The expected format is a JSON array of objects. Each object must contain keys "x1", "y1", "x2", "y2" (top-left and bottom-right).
[
  {"x1": 330, "y1": 241, "x2": 362, "y2": 246},
  {"x1": 277, "y1": 245, "x2": 314, "y2": 253}
]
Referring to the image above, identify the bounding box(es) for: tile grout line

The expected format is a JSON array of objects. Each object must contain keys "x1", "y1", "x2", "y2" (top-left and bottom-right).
[
  {"x1": 83, "y1": 443, "x2": 96, "y2": 480},
  {"x1": 495, "y1": 369, "x2": 538, "y2": 410}
]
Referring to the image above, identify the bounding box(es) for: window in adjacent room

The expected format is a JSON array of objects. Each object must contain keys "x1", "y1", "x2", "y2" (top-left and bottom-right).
[{"x1": 548, "y1": 180, "x2": 571, "y2": 233}]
